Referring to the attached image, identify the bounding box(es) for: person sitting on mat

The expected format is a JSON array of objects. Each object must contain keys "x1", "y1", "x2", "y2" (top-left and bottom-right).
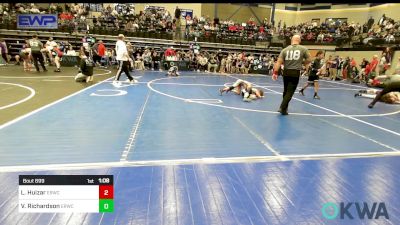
[
  {"x1": 354, "y1": 89, "x2": 400, "y2": 105},
  {"x1": 166, "y1": 65, "x2": 180, "y2": 76},
  {"x1": 219, "y1": 79, "x2": 264, "y2": 102},
  {"x1": 363, "y1": 74, "x2": 400, "y2": 108},
  {"x1": 74, "y1": 50, "x2": 94, "y2": 83}
]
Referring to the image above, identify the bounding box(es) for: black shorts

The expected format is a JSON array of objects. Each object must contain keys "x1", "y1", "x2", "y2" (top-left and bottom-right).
[{"x1": 308, "y1": 74, "x2": 319, "y2": 83}]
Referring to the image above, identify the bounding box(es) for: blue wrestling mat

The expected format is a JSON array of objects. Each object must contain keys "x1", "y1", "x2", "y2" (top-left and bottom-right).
[{"x1": 0, "y1": 70, "x2": 399, "y2": 224}]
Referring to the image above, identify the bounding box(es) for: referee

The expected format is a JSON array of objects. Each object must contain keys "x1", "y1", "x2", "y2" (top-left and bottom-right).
[
  {"x1": 272, "y1": 35, "x2": 311, "y2": 115},
  {"x1": 113, "y1": 34, "x2": 137, "y2": 85}
]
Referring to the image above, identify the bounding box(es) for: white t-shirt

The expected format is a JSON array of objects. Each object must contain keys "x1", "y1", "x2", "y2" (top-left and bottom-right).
[
  {"x1": 46, "y1": 40, "x2": 57, "y2": 51},
  {"x1": 380, "y1": 56, "x2": 386, "y2": 65},
  {"x1": 66, "y1": 50, "x2": 77, "y2": 56},
  {"x1": 115, "y1": 40, "x2": 128, "y2": 61}
]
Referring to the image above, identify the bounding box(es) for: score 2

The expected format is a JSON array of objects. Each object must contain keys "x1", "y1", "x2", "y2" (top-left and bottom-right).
[{"x1": 99, "y1": 185, "x2": 114, "y2": 199}]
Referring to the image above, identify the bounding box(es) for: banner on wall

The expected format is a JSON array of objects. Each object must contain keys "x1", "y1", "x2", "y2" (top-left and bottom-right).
[
  {"x1": 144, "y1": 5, "x2": 165, "y2": 11},
  {"x1": 61, "y1": 56, "x2": 80, "y2": 67},
  {"x1": 83, "y1": 3, "x2": 103, "y2": 12},
  {"x1": 144, "y1": 5, "x2": 166, "y2": 15},
  {"x1": 180, "y1": 9, "x2": 193, "y2": 19},
  {"x1": 162, "y1": 60, "x2": 190, "y2": 70},
  {"x1": 17, "y1": 14, "x2": 58, "y2": 29}
]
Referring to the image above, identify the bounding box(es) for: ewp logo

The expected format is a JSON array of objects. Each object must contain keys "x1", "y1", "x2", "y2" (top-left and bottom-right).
[
  {"x1": 322, "y1": 202, "x2": 389, "y2": 220},
  {"x1": 17, "y1": 14, "x2": 58, "y2": 29}
]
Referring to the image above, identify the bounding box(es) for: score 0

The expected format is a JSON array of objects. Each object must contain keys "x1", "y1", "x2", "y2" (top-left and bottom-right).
[{"x1": 99, "y1": 185, "x2": 114, "y2": 213}]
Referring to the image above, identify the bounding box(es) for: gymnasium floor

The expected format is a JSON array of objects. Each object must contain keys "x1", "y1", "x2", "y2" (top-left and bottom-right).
[{"x1": 0, "y1": 66, "x2": 399, "y2": 224}]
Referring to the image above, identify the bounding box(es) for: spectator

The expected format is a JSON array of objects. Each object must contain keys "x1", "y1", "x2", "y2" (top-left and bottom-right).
[
  {"x1": 219, "y1": 56, "x2": 226, "y2": 73},
  {"x1": 74, "y1": 50, "x2": 94, "y2": 83},
  {"x1": 44, "y1": 37, "x2": 57, "y2": 65},
  {"x1": 164, "y1": 46, "x2": 176, "y2": 61},
  {"x1": 378, "y1": 14, "x2": 386, "y2": 26},
  {"x1": 342, "y1": 56, "x2": 351, "y2": 80},
  {"x1": 207, "y1": 54, "x2": 218, "y2": 73},
  {"x1": 348, "y1": 62, "x2": 359, "y2": 81},
  {"x1": 359, "y1": 58, "x2": 369, "y2": 80},
  {"x1": 51, "y1": 45, "x2": 63, "y2": 72},
  {"x1": 105, "y1": 48, "x2": 115, "y2": 67},
  {"x1": 134, "y1": 53, "x2": 144, "y2": 70},
  {"x1": 226, "y1": 54, "x2": 232, "y2": 73},
  {"x1": 126, "y1": 43, "x2": 135, "y2": 69},
  {"x1": 360, "y1": 58, "x2": 369, "y2": 69},
  {"x1": 385, "y1": 33, "x2": 395, "y2": 43},
  {"x1": 379, "y1": 53, "x2": 387, "y2": 75},
  {"x1": 0, "y1": 38, "x2": 9, "y2": 65},
  {"x1": 241, "y1": 58, "x2": 250, "y2": 74},
  {"x1": 142, "y1": 48, "x2": 152, "y2": 69},
  {"x1": 316, "y1": 32, "x2": 324, "y2": 43},
  {"x1": 91, "y1": 40, "x2": 100, "y2": 66},
  {"x1": 197, "y1": 54, "x2": 208, "y2": 72},
  {"x1": 151, "y1": 50, "x2": 162, "y2": 71},
  {"x1": 366, "y1": 55, "x2": 379, "y2": 79},
  {"x1": 66, "y1": 46, "x2": 76, "y2": 56},
  {"x1": 337, "y1": 57, "x2": 344, "y2": 78},
  {"x1": 329, "y1": 55, "x2": 339, "y2": 80},
  {"x1": 367, "y1": 16, "x2": 374, "y2": 30},
  {"x1": 125, "y1": 20, "x2": 134, "y2": 32},
  {"x1": 174, "y1": 6, "x2": 181, "y2": 40},
  {"x1": 97, "y1": 40, "x2": 106, "y2": 66}
]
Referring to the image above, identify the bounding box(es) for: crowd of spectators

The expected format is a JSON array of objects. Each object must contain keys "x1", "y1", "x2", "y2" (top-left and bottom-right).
[
  {"x1": 94, "y1": 42, "x2": 277, "y2": 75},
  {"x1": 309, "y1": 47, "x2": 395, "y2": 84},
  {"x1": 183, "y1": 16, "x2": 274, "y2": 42},
  {"x1": 1, "y1": 3, "x2": 400, "y2": 47},
  {"x1": 275, "y1": 14, "x2": 400, "y2": 46},
  {"x1": 278, "y1": 20, "x2": 353, "y2": 45},
  {"x1": 158, "y1": 47, "x2": 276, "y2": 74},
  {"x1": 362, "y1": 14, "x2": 400, "y2": 45},
  {"x1": 94, "y1": 5, "x2": 175, "y2": 34},
  {"x1": 89, "y1": 5, "x2": 274, "y2": 43},
  {"x1": 2, "y1": 33, "x2": 277, "y2": 75},
  {"x1": 1, "y1": 30, "x2": 398, "y2": 87},
  {"x1": 2, "y1": 3, "x2": 400, "y2": 74}
]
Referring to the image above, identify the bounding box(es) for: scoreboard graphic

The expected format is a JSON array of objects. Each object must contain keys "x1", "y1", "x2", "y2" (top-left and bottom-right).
[{"x1": 19, "y1": 175, "x2": 114, "y2": 213}]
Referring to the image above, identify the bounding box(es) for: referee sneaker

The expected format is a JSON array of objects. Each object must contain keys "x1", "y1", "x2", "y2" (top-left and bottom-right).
[{"x1": 272, "y1": 34, "x2": 311, "y2": 115}]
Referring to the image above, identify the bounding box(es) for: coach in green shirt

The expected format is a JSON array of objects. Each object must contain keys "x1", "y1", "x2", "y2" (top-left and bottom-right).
[{"x1": 28, "y1": 34, "x2": 47, "y2": 72}]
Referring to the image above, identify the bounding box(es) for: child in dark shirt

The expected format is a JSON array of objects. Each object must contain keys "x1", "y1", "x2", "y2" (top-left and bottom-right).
[{"x1": 75, "y1": 50, "x2": 94, "y2": 83}]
